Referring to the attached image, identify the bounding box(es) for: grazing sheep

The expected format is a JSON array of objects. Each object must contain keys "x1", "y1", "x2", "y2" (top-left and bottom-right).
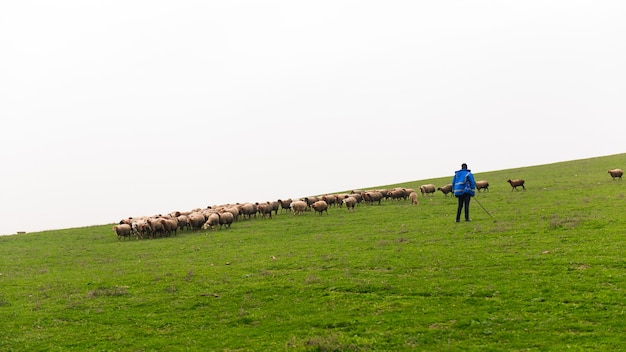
[
  {"x1": 507, "y1": 179, "x2": 526, "y2": 191},
  {"x1": 342, "y1": 196, "x2": 357, "y2": 211},
  {"x1": 475, "y1": 180, "x2": 489, "y2": 192},
  {"x1": 408, "y1": 191, "x2": 419, "y2": 205},
  {"x1": 608, "y1": 169, "x2": 623, "y2": 181},
  {"x1": 146, "y1": 218, "x2": 165, "y2": 238},
  {"x1": 223, "y1": 206, "x2": 240, "y2": 222},
  {"x1": 177, "y1": 214, "x2": 190, "y2": 231},
  {"x1": 436, "y1": 184, "x2": 453, "y2": 197},
  {"x1": 113, "y1": 224, "x2": 132, "y2": 240},
  {"x1": 188, "y1": 212, "x2": 206, "y2": 231},
  {"x1": 291, "y1": 200, "x2": 308, "y2": 215},
  {"x1": 310, "y1": 200, "x2": 329, "y2": 215},
  {"x1": 350, "y1": 192, "x2": 363, "y2": 205},
  {"x1": 388, "y1": 188, "x2": 407, "y2": 201},
  {"x1": 363, "y1": 191, "x2": 383, "y2": 205},
  {"x1": 162, "y1": 218, "x2": 179, "y2": 237},
  {"x1": 202, "y1": 212, "x2": 220, "y2": 231},
  {"x1": 420, "y1": 184, "x2": 436, "y2": 197},
  {"x1": 218, "y1": 211, "x2": 235, "y2": 229}
]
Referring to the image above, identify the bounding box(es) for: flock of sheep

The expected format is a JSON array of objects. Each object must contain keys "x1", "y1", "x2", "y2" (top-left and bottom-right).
[
  {"x1": 111, "y1": 168, "x2": 623, "y2": 241},
  {"x1": 112, "y1": 188, "x2": 421, "y2": 240}
]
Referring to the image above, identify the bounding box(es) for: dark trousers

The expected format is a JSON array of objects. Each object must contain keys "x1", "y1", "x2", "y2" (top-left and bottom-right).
[{"x1": 456, "y1": 193, "x2": 471, "y2": 221}]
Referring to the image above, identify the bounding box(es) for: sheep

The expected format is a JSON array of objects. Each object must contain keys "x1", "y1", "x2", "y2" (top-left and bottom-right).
[
  {"x1": 408, "y1": 191, "x2": 419, "y2": 205},
  {"x1": 310, "y1": 200, "x2": 329, "y2": 215},
  {"x1": 388, "y1": 188, "x2": 407, "y2": 201},
  {"x1": 342, "y1": 196, "x2": 357, "y2": 211},
  {"x1": 321, "y1": 194, "x2": 337, "y2": 207},
  {"x1": 350, "y1": 192, "x2": 363, "y2": 205},
  {"x1": 238, "y1": 203, "x2": 257, "y2": 219},
  {"x1": 475, "y1": 180, "x2": 489, "y2": 192},
  {"x1": 177, "y1": 214, "x2": 190, "y2": 231},
  {"x1": 507, "y1": 179, "x2": 526, "y2": 191},
  {"x1": 291, "y1": 200, "x2": 308, "y2": 215},
  {"x1": 437, "y1": 184, "x2": 453, "y2": 197},
  {"x1": 130, "y1": 219, "x2": 150, "y2": 239},
  {"x1": 113, "y1": 224, "x2": 132, "y2": 240},
  {"x1": 223, "y1": 206, "x2": 240, "y2": 222},
  {"x1": 302, "y1": 196, "x2": 319, "y2": 208},
  {"x1": 608, "y1": 168, "x2": 623, "y2": 181},
  {"x1": 277, "y1": 199, "x2": 292, "y2": 213},
  {"x1": 202, "y1": 212, "x2": 220, "y2": 231},
  {"x1": 269, "y1": 201, "x2": 280, "y2": 216},
  {"x1": 334, "y1": 193, "x2": 348, "y2": 207},
  {"x1": 420, "y1": 184, "x2": 436, "y2": 197},
  {"x1": 218, "y1": 211, "x2": 235, "y2": 229},
  {"x1": 256, "y1": 202, "x2": 273, "y2": 219},
  {"x1": 188, "y1": 212, "x2": 206, "y2": 231},
  {"x1": 162, "y1": 217, "x2": 179, "y2": 237},
  {"x1": 362, "y1": 191, "x2": 383, "y2": 205},
  {"x1": 146, "y1": 218, "x2": 165, "y2": 238}
]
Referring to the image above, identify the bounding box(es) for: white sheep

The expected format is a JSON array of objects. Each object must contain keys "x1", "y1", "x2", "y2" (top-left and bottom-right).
[
  {"x1": 408, "y1": 191, "x2": 419, "y2": 205},
  {"x1": 291, "y1": 200, "x2": 308, "y2": 215},
  {"x1": 342, "y1": 196, "x2": 357, "y2": 211}
]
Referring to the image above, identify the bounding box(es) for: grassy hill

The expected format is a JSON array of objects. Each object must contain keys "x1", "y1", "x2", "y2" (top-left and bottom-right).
[{"x1": 1, "y1": 154, "x2": 624, "y2": 351}]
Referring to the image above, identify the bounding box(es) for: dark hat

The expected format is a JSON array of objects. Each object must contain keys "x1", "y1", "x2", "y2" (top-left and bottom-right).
[{"x1": 461, "y1": 163, "x2": 468, "y2": 170}]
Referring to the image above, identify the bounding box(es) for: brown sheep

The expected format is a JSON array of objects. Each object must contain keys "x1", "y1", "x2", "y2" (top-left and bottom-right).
[
  {"x1": 334, "y1": 193, "x2": 349, "y2": 207},
  {"x1": 507, "y1": 179, "x2": 526, "y2": 191},
  {"x1": 113, "y1": 224, "x2": 132, "y2": 240},
  {"x1": 608, "y1": 169, "x2": 623, "y2": 181},
  {"x1": 475, "y1": 180, "x2": 489, "y2": 192},
  {"x1": 420, "y1": 184, "x2": 436, "y2": 197},
  {"x1": 321, "y1": 194, "x2": 337, "y2": 207},
  {"x1": 388, "y1": 188, "x2": 407, "y2": 201},
  {"x1": 277, "y1": 199, "x2": 292, "y2": 213},
  {"x1": 436, "y1": 184, "x2": 453, "y2": 197},
  {"x1": 408, "y1": 191, "x2": 419, "y2": 205},
  {"x1": 350, "y1": 192, "x2": 363, "y2": 205},
  {"x1": 363, "y1": 191, "x2": 383, "y2": 205},
  {"x1": 302, "y1": 196, "x2": 319, "y2": 208},
  {"x1": 310, "y1": 200, "x2": 329, "y2": 215}
]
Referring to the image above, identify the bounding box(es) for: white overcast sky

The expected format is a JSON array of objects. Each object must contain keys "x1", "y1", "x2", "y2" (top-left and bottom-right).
[{"x1": 1, "y1": 1, "x2": 625, "y2": 235}]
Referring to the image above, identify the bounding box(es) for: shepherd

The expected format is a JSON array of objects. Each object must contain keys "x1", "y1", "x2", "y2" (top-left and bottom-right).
[{"x1": 452, "y1": 163, "x2": 476, "y2": 222}]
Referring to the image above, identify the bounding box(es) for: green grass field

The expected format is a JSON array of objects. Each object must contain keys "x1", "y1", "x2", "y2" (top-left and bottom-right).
[{"x1": 1, "y1": 154, "x2": 625, "y2": 351}]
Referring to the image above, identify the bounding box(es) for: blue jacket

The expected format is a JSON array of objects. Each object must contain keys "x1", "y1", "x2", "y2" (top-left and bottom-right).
[{"x1": 452, "y1": 169, "x2": 476, "y2": 197}]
